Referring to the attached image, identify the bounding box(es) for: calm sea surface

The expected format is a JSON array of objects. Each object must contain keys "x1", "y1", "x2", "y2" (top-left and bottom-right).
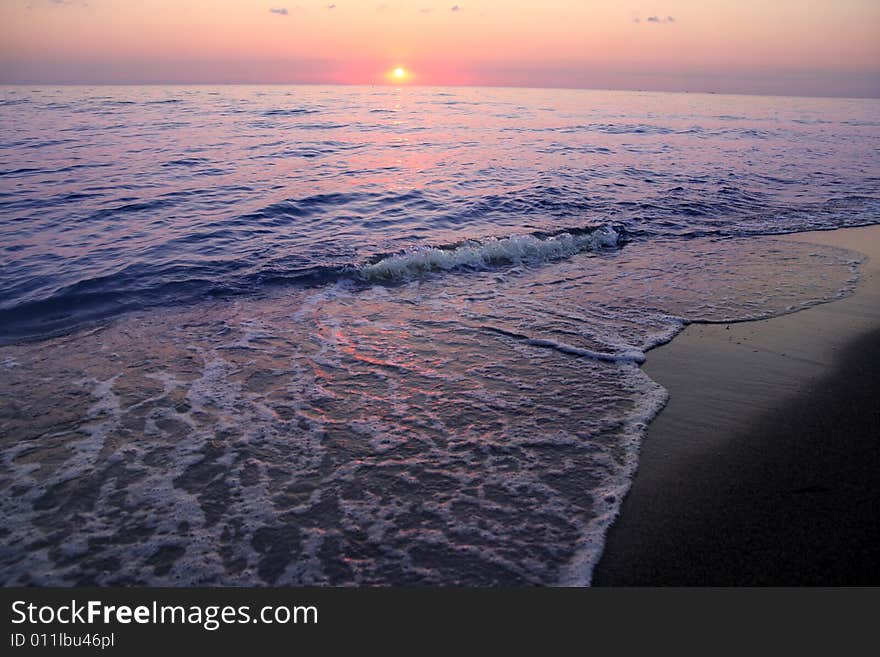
[{"x1": 0, "y1": 86, "x2": 878, "y2": 584}]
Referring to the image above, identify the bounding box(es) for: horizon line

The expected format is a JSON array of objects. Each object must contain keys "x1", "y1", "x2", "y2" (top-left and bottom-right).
[{"x1": 2, "y1": 81, "x2": 879, "y2": 101}]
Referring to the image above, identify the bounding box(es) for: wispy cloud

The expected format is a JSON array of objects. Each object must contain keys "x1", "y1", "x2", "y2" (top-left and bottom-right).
[
  {"x1": 28, "y1": 0, "x2": 88, "y2": 8},
  {"x1": 637, "y1": 15, "x2": 676, "y2": 25},
  {"x1": 451, "y1": 5, "x2": 461, "y2": 12},
  {"x1": 327, "y1": 3, "x2": 336, "y2": 8},
  {"x1": 269, "y1": 7, "x2": 289, "y2": 15}
]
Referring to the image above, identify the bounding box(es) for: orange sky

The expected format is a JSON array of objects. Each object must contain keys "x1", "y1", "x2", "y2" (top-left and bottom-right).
[{"x1": 1, "y1": 0, "x2": 878, "y2": 96}]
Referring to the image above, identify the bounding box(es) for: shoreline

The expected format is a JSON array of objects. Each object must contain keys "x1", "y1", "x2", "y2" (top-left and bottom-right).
[{"x1": 593, "y1": 224, "x2": 880, "y2": 585}]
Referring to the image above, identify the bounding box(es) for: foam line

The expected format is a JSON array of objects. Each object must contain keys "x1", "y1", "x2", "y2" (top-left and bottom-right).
[{"x1": 359, "y1": 225, "x2": 620, "y2": 281}]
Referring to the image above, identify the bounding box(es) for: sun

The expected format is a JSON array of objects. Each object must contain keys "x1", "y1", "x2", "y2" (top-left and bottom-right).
[{"x1": 389, "y1": 66, "x2": 408, "y2": 83}]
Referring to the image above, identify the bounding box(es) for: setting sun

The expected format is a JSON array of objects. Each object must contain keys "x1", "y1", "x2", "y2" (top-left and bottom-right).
[{"x1": 390, "y1": 66, "x2": 408, "y2": 83}]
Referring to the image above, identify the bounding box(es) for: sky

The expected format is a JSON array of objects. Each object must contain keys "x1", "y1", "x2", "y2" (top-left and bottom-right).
[{"x1": 1, "y1": 0, "x2": 878, "y2": 97}]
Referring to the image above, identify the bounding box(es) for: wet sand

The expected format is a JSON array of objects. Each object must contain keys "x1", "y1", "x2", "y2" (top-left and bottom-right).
[{"x1": 593, "y1": 224, "x2": 880, "y2": 585}]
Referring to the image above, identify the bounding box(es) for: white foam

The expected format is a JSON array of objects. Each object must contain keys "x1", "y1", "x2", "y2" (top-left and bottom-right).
[
  {"x1": 557, "y1": 367, "x2": 670, "y2": 586},
  {"x1": 359, "y1": 225, "x2": 619, "y2": 281}
]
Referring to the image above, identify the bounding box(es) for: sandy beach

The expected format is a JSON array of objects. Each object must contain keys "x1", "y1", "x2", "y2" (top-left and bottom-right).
[{"x1": 594, "y1": 224, "x2": 880, "y2": 585}]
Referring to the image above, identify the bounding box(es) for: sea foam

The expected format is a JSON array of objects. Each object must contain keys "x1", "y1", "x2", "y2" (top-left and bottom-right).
[{"x1": 359, "y1": 225, "x2": 619, "y2": 281}]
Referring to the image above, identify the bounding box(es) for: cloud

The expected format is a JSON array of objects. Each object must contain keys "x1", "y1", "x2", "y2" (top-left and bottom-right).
[
  {"x1": 451, "y1": 4, "x2": 461, "y2": 11},
  {"x1": 36, "y1": 0, "x2": 80, "y2": 6},
  {"x1": 269, "y1": 7, "x2": 288, "y2": 15},
  {"x1": 636, "y1": 15, "x2": 676, "y2": 25},
  {"x1": 419, "y1": 7, "x2": 433, "y2": 13},
  {"x1": 327, "y1": 3, "x2": 336, "y2": 8}
]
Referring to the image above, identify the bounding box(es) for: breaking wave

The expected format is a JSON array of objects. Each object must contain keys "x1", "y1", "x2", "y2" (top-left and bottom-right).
[{"x1": 359, "y1": 224, "x2": 621, "y2": 280}]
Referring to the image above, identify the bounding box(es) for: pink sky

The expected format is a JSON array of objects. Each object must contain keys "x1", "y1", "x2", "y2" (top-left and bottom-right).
[{"x1": 1, "y1": 0, "x2": 878, "y2": 97}]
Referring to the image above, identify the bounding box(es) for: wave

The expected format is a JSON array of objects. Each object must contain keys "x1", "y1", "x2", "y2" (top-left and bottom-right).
[
  {"x1": 359, "y1": 224, "x2": 621, "y2": 281},
  {"x1": 262, "y1": 108, "x2": 319, "y2": 116},
  {"x1": 6, "y1": 200, "x2": 878, "y2": 345},
  {"x1": 0, "y1": 224, "x2": 624, "y2": 344}
]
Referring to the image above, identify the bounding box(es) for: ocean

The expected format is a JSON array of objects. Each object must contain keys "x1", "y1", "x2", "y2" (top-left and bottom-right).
[{"x1": 1, "y1": 85, "x2": 878, "y2": 585}]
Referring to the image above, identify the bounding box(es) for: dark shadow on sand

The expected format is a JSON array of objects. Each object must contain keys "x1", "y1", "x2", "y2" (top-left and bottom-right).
[{"x1": 594, "y1": 326, "x2": 880, "y2": 585}]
